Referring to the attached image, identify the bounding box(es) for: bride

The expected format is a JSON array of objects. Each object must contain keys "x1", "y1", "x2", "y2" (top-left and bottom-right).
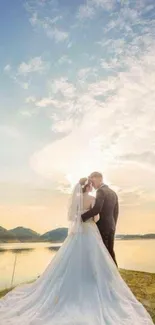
[{"x1": 0, "y1": 178, "x2": 153, "y2": 324}]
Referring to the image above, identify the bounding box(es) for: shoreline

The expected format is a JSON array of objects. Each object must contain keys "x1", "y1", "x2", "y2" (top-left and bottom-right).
[
  {"x1": 0, "y1": 269, "x2": 155, "y2": 322},
  {"x1": 0, "y1": 237, "x2": 155, "y2": 244}
]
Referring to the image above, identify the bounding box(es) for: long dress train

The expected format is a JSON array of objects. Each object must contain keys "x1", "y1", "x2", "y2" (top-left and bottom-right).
[{"x1": 0, "y1": 218, "x2": 154, "y2": 325}]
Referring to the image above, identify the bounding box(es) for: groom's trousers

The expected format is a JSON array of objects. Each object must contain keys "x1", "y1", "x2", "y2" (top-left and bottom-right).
[{"x1": 102, "y1": 231, "x2": 118, "y2": 267}]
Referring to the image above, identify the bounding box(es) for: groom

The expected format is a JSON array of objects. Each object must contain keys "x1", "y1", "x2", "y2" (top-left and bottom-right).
[{"x1": 81, "y1": 172, "x2": 119, "y2": 266}]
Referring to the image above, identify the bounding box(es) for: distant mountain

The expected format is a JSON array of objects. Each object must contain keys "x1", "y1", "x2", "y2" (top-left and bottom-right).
[
  {"x1": 116, "y1": 234, "x2": 155, "y2": 240},
  {"x1": 0, "y1": 226, "x2": 155, "y2": 243},
  {"x1": 0, "y1": 226, "x2": 68, "y2": 243},
  {"x1": 10, "y1": 227, "x2": 41, "y2": 242},
  {"x1": 41, "y1": 228, "x2": 68, "y2": 243},
  {"x1": 142, "y1": 233, "x2": 155, "y2": 239},
  {"x1": 0, "y1": 226, "x2": 19, "y2": 243}
]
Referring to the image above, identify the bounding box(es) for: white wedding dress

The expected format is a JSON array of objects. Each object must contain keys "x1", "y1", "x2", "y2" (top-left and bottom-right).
[{"x1": 0, "y1": 184, "x2": 153, "y2": 325}]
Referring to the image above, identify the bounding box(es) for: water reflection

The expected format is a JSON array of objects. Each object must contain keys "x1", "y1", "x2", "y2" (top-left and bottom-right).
[
  {"x1": 0, "y1": 248, "x2": 35, "y2": 254},
  {"x1": 12, "y1": 248, "x2": 34, "y2": 254},
  {"x1": 46, "y1": 246, "x2": 60, "y2": 252},
  {"x1": 0, "y1": 249, "x2": 6, "y2": 254},
  {"x1": 0, "y1": 240, "x2": 154, "y2": 291}
]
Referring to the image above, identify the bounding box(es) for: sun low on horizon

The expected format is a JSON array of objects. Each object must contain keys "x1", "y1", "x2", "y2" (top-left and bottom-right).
[{"x1": 0, "y1": 0, "x2": 155, "y2": 235}]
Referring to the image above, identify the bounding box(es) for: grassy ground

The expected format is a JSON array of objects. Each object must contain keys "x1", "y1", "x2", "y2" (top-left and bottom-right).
[
  {"x1": 0, "y1": 270, "x2": 154, "y2": 322},
  {"x1": 120, "y1": 269, "x2": 155, "y2": 323},
  {"x1": 0, "y1": 288, "x2": 11, "y2": 299}
]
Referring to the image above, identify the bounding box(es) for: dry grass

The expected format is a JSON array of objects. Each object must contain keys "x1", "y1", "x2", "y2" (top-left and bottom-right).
[
  {"x1": 0, "y1": 288, "x2": 11, "y2": 299},
  {"x1": 120, "y1": 269, "x2": 155, "y2": 323}
]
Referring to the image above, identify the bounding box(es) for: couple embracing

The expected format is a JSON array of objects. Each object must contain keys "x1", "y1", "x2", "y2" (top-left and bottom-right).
[
  {"x1": 0, "y1": 172, "x2": 153, "y2": 325},
  {"x1": 80, "y1": 171, "x2": 118, "y2": 266}
]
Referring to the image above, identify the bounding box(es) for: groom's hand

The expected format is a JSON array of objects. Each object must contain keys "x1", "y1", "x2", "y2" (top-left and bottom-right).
[{"x1": 81, "y1": 189, "x2": 104, "y2": 222}]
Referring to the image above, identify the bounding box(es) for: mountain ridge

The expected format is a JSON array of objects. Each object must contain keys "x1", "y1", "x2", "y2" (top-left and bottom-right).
[{"x1": 0, "y1": 226, "x2": 155, "y2": 243}]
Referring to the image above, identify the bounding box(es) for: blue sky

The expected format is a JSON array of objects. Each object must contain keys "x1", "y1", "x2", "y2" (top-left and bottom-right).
[{"x1": 0, "y1": 0, "x2": 155, "y2": 233}]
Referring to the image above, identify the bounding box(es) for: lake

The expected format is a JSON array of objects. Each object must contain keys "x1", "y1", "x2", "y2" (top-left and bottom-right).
[{"x1": 0, "y1": 239, "x2": 155, "y2": 291}]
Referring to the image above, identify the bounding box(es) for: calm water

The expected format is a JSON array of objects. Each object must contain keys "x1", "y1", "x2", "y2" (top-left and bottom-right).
[{"x1": 0, "y1": 240, "x2": 155, "y2": 291}]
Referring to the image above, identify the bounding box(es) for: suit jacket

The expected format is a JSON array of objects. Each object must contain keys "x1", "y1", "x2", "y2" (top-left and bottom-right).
[{"x1": 81, "y1": 185, "x2": 119, "y2": 234}]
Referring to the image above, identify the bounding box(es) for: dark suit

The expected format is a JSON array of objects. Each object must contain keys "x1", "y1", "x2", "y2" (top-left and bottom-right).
[{"x1": 81, "y1": 184, "x2": 119, "y2": 266}]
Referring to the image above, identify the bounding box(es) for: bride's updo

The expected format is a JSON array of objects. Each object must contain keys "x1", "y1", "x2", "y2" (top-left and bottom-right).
[{"x1": 79, "y1": 177, "x2": 92, "y2": 193}]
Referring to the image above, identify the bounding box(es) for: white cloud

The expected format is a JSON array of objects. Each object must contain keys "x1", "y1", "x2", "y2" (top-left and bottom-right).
[
  {"x1": 20, "y1": 110, "x2": 33, "y2": 118},
  {"x1": 6, "y1": 56, "x2": 48, "y2": 92},
  {"x1": 118, "y1": 152, "x2": 155, "y2": 169},
  {"x1": 78, "y1": 68, "x2": 91, "y2": 79},
  {"x1": 29, "y1": 11, "x2": 69, "y2": 42},
  {"x1": 58, "y1": 55, "x2": 72, "y2": 65},
  {"x1": 47, "y1": 27, "x2": 68, "y2": 42},
  {"x1": 11, "y1": 75, "x2": 31, "y2": 90},
  {"x1": 67, "y1": 42, "x2": 72, "y2": 49},
  {"x1": 50, "y1": 15, "x2": 63, "y2": 24},
  {"x1": 22, "y1": 82, "x2": 30, "y2": 89},
  {"x1": 100, "y1": 58, "x2": 121, "y2": 70},
  {"x1": 49, "y1": 78, "x2": 76, "y2": 99},
  {"x1": 77, "y1": 0, "x2": 116, "y2": 20},
  {"x1": 35, "y1": 97, "x2": 58, "y2": 108},
  {"x1": 29, "y1": 95, "x2": 73, "y2": 111},
  {"x1": 77, "y1": 4, "x2": 95, "y2": 20},
  {"x1": 23, "y1": 0, "x2": 155, "y2": 195},
  {"x1": 18, "y1": 57, "x2": 47, "y2": 76},
  {"x1": 0, "y1": 125, "x2": 20, "y2": 139},
  {"x1": 30, "y1": 12, "x2": 62, "y2": 26},
  {"x1": 4, "y1": 56, "x2": 47, "y2": 89},
  {"x1": 30, "y1": 44, "x2": 155, "y2": 189},
  {"x1": 4, "y1": 64, "x2": 11, "y2": 72},
  {"x1": 52, "y1": 119, "x2": 74, "y2": 133},
  {"x1": 3, "y1": 63, "x2": 32, "y2": 90},
  {"x1": 25, "y1": 96, "x2": 36, "y2": 103},
  {"x1": 77, "y1": 67, "x2": 98, "y2": 83},
  {"x1": 91, "y1": 0, "x2": 116, "y2": 10},
  {"x1": 29, "y1": 12, "x2": 38, "y2": 26}
]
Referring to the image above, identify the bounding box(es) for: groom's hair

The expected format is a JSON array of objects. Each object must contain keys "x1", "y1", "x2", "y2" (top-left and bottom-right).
[{"x1": 89, "y1": 172, "x2": 103, "y2": 179}]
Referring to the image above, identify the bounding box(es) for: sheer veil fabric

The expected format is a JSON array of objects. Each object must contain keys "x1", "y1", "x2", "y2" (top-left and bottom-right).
[
  {"x1": 68, "y1": 183, "x2": 83, "y2": 234},
  {"x1": 0, "y1": 183, "x2": 154, "y2": 325}
]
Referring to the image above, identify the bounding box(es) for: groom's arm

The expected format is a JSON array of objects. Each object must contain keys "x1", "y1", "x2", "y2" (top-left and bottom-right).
[
  {"x1": 114, "y1": 197, "x2": 119, "y2": 225},
  {"x1": 81, "y1": 189, "x2": 104, "y2": 222}
]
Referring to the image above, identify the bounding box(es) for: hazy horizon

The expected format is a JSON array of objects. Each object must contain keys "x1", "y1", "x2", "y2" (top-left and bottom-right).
[
  {"x1": 1, "y1": 222, "x2": 155, "y2": 237},
  {"x1": 0, "y1": 180, "x2": 155, "y2": 235}
]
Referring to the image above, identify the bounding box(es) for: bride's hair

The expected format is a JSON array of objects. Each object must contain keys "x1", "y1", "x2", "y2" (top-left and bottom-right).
[{"x1": 79, "y1": 177, "x2": 91, "y2": 193}]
